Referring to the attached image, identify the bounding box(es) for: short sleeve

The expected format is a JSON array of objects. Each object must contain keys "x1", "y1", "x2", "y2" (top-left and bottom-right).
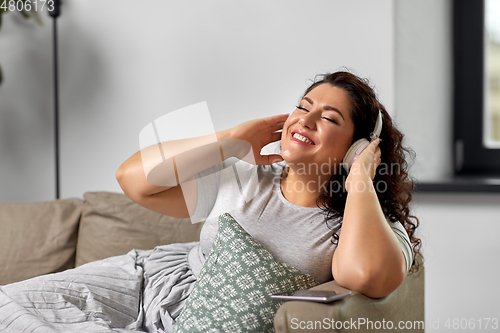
[
  {"x1": 191, "y1": 158, "x2": 238, "y2": 220},
  {"x1": 390, "y1": 221, "x2": 413, "y2": 274}
]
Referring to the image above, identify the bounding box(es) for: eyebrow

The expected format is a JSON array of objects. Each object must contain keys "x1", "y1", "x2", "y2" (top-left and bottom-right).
[{"x1": 302, "y1": 97, "x2": 345, "y2": 120}]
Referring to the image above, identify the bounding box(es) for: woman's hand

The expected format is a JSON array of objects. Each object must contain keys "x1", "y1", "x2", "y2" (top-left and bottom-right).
[
  {"x1": 219, "y1": 114, "x2": 289, "y2": 165},
  {"x1": 345, "y1": 138, "x2": 381, "y2": 192}
]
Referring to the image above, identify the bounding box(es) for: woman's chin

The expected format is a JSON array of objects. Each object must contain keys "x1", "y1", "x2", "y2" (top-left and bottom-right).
[
  {"x1": 280, "y1": 149, "x2": 296, "y2": 164},
  {"x1": 281, "y1": 149, "x2": 310, "y2": 167}
]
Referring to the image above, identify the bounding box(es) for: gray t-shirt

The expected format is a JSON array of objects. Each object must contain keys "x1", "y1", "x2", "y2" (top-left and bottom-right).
[{"x1": 188, "y1": 158, "x2": 413, "y2": 284}]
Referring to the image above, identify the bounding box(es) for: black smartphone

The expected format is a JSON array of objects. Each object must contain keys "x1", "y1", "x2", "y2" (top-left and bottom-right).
[{"x1": 270, "y1": 290, "x2": 352, "y2": 303}]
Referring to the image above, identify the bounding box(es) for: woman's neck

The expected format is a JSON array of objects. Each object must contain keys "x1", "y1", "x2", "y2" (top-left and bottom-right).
[{"x1": 280, "y1": 167, "x2": 329, "y2": 208}]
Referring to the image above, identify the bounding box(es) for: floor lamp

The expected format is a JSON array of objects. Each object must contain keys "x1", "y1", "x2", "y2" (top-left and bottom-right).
[{"x1": 49, "y1": 0, "x2": 61, "y2": 199}]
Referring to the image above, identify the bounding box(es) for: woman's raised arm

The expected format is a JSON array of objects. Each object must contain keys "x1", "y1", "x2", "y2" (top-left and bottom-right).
[
  {"x1": 331, "y1": 139, "x2": 407, "y2": 298},
  {"x1": 116, "y1": 114, "x2": 288, "y2": 218}
]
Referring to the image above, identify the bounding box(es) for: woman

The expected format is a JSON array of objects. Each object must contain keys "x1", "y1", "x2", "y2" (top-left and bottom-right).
[
  {"x1": 0, "y1": 71, "x2": 421, "y2": 333},
  {"x1": 117, "y1": 70, "x2": 421, "y2": 326}
]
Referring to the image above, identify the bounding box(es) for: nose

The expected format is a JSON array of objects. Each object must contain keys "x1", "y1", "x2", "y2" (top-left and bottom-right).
[{"x1": 298, "y1": 110, "x2": 317, "y2": 130}]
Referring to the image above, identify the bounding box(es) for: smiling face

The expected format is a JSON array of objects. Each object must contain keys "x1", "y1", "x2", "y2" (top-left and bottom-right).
[{"x1": 281, "y1": 84, "x2": 355, "y2": 177}]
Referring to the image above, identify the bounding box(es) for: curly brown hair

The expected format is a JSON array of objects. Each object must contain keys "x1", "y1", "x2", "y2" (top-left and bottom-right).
[{"x1": 305, "y1": 71, "x2": 422, "y2": 273}]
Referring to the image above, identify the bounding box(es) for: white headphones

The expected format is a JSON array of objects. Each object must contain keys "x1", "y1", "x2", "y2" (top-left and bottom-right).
[{"x1": 342, "y1": 110, "x2": 383, "y2": 172}]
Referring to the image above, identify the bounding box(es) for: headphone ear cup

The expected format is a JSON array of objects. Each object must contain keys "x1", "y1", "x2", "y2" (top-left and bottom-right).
[{"x1": 342, "y1": 139, "x2": 370, "y2": 172}]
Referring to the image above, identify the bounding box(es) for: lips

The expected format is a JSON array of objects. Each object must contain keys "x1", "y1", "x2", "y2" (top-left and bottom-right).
[{"x1": 291, "y1": 130, "x2": 315, "y2": 145}]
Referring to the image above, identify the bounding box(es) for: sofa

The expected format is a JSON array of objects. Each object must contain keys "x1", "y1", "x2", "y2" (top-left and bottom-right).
[{"x1": 0, "y1": 191, "x2": 424, "y2": 332}]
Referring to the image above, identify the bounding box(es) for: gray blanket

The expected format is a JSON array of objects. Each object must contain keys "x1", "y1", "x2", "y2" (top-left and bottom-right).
[{"x1": 0, "y1": 242, "x2": 198, "y2": 333}]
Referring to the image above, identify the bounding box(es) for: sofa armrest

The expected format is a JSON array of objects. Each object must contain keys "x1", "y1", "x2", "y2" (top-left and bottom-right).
[{"x1": 274, "y1": 267, "x2": 424, "y2": 333}]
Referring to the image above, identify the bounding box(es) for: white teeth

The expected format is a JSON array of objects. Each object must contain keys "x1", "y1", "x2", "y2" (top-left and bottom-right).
[{"x1": 293, "y1": 133, "x2": 313, "y2": 145}]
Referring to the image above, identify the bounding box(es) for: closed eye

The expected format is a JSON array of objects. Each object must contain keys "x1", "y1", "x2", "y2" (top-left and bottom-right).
[
  {"x1": 323, "y1": 117, "x2": 338, "y2": 124},
  {"x1": 297, "y1": 105, "x2": 337, "y2": 124}
]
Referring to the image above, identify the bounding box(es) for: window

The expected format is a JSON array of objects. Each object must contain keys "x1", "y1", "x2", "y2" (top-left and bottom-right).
[
  {"x1": 454, "y1": 0, "x2": 500, "y2": 175},
  {"x1": 485, "y1": 0, "x2": 500, "y2": 146}
]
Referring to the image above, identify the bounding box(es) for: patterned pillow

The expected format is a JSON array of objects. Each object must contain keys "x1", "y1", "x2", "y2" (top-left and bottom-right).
[{"x1": 174, "y1": 213, "x2": 319, "y2": 333}]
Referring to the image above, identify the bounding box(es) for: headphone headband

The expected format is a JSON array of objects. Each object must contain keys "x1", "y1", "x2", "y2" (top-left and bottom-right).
[{"x1": 370, "y1": 110, "x2": 383, "y2": 141}]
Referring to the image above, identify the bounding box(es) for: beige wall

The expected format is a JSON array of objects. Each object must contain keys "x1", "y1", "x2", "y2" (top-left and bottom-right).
[{"x1": 0, "y1": 0, "x2": 395, "y2": 201}]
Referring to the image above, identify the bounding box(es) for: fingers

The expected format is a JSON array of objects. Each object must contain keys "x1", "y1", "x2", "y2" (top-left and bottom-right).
[
  {"x1": 369, "y1": 138, "x2": 381, "y2": 149},
  {"x1": 369, "y1": 139, "x2": 381, "y2": 157},
  {"x1": 271, "y1": 132, "x2": 283, "y2": 142},
  {"x1": 267, "y1": 114, "x2": 289, "y2": 131},
  {"x1": 373, "y1": 140, "x2": 382, "y2": 170},
  {"x1": 374, "y1": 139, "x2": 381, "y2": 164},
  {"x1": 347, "y1": 139, "x2": 383, "y2": 183},
  {"x1": 358, "y1": 139, "x2": 381, "y2": 177},
  {"x1": 268, "y1": 113, "x2": 290, "y2": 122},
  {"x1": 271, "y1": 123, "x2": 285, "y2": 133}
]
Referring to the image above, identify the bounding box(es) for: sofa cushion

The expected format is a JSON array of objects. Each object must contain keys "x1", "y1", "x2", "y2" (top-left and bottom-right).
[
  {"x1": 174, "y1": 213, "x2": 319, "y2": 333},
  {"x1": 0, "y1": 198, "x2": 83, "y2": 285},
  {"x1": 75, "y1": 191, "x2": 204, "y2": 266}
]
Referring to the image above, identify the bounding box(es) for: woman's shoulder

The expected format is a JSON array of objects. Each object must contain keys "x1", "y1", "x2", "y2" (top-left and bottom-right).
[{"x1": 256, "y1": 160, "x2": 286, "y2": 180}]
